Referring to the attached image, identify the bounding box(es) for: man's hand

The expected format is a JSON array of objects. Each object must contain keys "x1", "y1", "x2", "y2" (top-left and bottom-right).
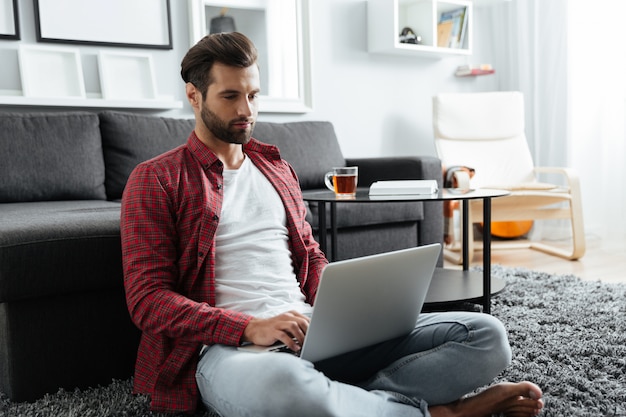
[{"x1": 242, "y1": 311, "x2": 310, "y2": 352}]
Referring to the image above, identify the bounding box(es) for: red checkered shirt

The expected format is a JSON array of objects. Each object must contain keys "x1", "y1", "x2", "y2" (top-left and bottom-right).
[{"x1": 121, "y1": 131, "x2": 327, "y2": 413}]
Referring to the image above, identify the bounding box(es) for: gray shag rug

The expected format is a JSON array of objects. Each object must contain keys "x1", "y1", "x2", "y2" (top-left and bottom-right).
[
  {"x1": 1, "y1": 266, "x2": 625, "y2": 417},
  {"x1": 489, "y1": 266, "x2": 626, "y2": 417}
]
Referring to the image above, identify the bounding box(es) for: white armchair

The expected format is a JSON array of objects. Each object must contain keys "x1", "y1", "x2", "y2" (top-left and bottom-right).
[{"x1": 433, "y1": 91, "x2": 585, "y2": 263}]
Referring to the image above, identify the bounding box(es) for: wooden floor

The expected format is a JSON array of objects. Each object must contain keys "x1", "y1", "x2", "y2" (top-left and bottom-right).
[{"x1": 443, "y1": 234, "x2": 626, "y2": 284}]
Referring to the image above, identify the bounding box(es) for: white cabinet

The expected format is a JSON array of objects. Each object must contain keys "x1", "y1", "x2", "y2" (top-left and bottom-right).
[{"x1": 368, "y1": 0, "x2": 472, "y2": 58}]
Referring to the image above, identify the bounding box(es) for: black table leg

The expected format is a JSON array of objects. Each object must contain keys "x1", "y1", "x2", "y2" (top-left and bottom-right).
[
  {"x1": 462, "y1": 197, "x2": 493, "y2": 313},
  {"x1": 482, "y1": 197, "x2": 492, "y2": 314},
  {"x1": 462, "y1": 200, "x2": 469, "y2": 271},
  {"x1": 330, "y1": 202, "x2": 337, "y2": 261},
  {"x1": 318, "y1": 201, "x2": 328, "y2": 258}
]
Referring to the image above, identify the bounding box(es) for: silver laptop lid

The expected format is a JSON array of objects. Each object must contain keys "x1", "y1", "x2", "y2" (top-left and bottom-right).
[{"x1": 300, "y1": 243, "x2": 441, "y2": 362}]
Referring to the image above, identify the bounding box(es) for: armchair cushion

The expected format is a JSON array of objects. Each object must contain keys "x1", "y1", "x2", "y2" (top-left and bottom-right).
[
  {"x1": 433, "y1": 91, "x2": 525, "y2": 140},
  {"x1": 433, "y1": 92, "x2": 535, "y2": 188}
]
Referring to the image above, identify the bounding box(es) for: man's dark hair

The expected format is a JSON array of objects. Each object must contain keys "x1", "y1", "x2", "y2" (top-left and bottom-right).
[{"x1": 181, "y1": 32, "x2": 258, "y2": 98}]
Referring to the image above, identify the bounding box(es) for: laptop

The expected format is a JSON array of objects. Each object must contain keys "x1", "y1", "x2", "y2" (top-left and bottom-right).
[{"x1": 238, "y1": 243, "x2": 441, "y2": 362}]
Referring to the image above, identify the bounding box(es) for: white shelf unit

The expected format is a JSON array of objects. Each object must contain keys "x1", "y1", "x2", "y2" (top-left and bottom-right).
[
  {"x1": 0, "y1": 45, "x2": 183, "y2": 110},
  {"x1": 0, "y1": 90, "x2": 183, "y2": 110},
  {"x1": 368, "y1": 0, "x2": 472, "y2": 58}
]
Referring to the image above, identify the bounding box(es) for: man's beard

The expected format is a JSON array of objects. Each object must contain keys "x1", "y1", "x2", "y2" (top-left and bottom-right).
[{"x1": 200, "y1": 104, "x2": 253, "y2": 145}]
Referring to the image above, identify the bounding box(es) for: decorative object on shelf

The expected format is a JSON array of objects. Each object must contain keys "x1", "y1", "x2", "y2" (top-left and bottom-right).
[
  {"x1": 209, "y1": 7, "x2": 236, "y2": 34},
  {"x1": 33, "y1": 0, "x2": 172, "y2": 49},
  {"x1": 455, "y1": 64, "x2": 495, "y2": 76},
  {"x1": 98, "y1": 52, "x2": 158, "y2": 100},
  {"x1": 0, "y1": 0, "x2": 20, "y2": 40},
  {"x1": 398, "y1": 27, "x2": 421, "y2": 44},
  {"x1": 18, "y1": 45, "x2": 85, "y2": 99}
]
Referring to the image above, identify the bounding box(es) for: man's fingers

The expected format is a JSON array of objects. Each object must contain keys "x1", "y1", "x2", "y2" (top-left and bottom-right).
[
  {"x1": 242, "y1": 311, "x2": 311, "y2": 348},
  {"x1": 276, "y1": 333, "x2": 302, "y2": 352},
  {"x1": 280, "y1": 319, "x2": 307, "y2": 347},
  {"x1": 273, "y1": 311, "x2": 310, "y2": 350}
]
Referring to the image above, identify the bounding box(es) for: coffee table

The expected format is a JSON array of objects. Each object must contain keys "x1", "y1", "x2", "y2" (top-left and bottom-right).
[{"x1": 301, "y1": 188, "x2": 510, "y2": 313}]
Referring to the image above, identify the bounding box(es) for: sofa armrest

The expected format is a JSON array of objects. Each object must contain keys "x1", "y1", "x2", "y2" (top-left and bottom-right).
[
  {"x1": 345, "y1": 156, "x2": 443, "y2": 188},
  {"x1": 345, "y1": 156, "x2": 444, "y2": 265}
]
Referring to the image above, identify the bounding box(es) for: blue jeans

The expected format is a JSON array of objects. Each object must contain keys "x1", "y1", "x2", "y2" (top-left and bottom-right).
[{"x1": 195, "y1": 311, "x2": 511, "y2": 417}]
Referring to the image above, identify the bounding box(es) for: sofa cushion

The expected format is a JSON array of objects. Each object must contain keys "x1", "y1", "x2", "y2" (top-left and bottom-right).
[
  {"x1": 0, "y1": 112, "x2": 106, "y2": 203},
  {"x1": 99, "y1": 111, "x2": 194, "y2": 200},
  {"x1": 252, "y1": 121, "x2": 346, "y2": 189},
  {"x1": 0, "y1": 201, "x2": 122, "y2": 303}
]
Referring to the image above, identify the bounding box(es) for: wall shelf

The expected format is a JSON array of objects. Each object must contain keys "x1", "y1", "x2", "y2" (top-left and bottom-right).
[
  {"x1": 454, "y1": 65, "x2": 495, "y2": 76},
  {"x1": 0, "y1": 90, "x2": 183, "y2": 110},
  {"x1": 455, "y1": 69, "x2": 495, "y2": 76},
  {"x1": 368, "y1": 0, "x2": 473, "y2": 58}
]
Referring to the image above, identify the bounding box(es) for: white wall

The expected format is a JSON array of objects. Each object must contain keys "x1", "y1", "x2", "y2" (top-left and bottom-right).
[
  {"x1": 1, "y1": 0, "x2": 499, "y2": 160},
  {"x1": 262, "y1": 1, "x2": 500, "y2": 158}
]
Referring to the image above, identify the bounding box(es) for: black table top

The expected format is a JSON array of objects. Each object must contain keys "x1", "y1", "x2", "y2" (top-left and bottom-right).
[{"x1": 302, "y1": 188, "x2": 509, "y2": 203}]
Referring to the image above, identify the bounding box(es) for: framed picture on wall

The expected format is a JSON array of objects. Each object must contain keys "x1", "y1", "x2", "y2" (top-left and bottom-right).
[
  {"x1": 34, "y1": 0, "x2": 172, "y2": 49},
  {"x1": 0, "y1": 0, "x2": 20, "y2": 40}
]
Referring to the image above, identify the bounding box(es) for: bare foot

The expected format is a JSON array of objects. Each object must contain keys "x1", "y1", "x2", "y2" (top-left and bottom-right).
[{"x1": 430, "y1": 381, "x2": 543, "y2": 417}]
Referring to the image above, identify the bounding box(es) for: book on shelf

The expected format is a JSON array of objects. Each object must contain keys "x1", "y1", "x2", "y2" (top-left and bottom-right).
[
  {"x1": 457, "y1": 7, "x2": 469, "y2": 48},
  {"x1": 438, "y1": 7, "x2": 467, "y2": 49},
  {"x1": 369, "y1": 180, "x2": 439, "y2": 196},
  {"x1": 455, "y1": 64, "x2": 495, "y2": 77},
  {"x1": 437, "y1": 21, "x2": 453, "y2": 47}
]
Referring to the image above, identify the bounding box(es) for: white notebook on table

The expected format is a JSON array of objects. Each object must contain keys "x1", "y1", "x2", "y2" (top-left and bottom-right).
[{"x1": 369, "y1": 180, "x2": 439, "y2": 196}]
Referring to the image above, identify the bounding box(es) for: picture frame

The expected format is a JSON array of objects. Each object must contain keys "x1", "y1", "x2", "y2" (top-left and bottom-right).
[
  {"x1": 18, "y1": 45, "x2": 86, "y2": 98},
  {"x1": 98, "y1": 52, "x2": 158, "y2": 100},
  {"x1": 0, "y1": 0, "x2": 19, "y2": 40},
  {"x1": 34, "y1": 0, "x2": 172, "y2": 49}
]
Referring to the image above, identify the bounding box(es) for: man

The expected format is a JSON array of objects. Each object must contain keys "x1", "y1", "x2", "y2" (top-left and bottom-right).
[{"x1": 121, "y1": 32, "x2": 544, "y2": 416}]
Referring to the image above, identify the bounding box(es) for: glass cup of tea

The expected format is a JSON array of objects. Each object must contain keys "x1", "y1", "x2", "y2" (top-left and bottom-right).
[{"x1": 324, "y1": 166, "x2": 358, "y2": 198}]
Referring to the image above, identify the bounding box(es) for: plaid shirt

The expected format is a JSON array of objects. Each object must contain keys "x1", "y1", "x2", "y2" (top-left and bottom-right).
[{"x1": 121, "y1": 131, "x2": 327, "y2": 413}]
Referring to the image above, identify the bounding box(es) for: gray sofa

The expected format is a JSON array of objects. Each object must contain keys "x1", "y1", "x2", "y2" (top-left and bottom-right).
[{"x1": 0, "y1": 110, "x2": 443, "y2": 403}]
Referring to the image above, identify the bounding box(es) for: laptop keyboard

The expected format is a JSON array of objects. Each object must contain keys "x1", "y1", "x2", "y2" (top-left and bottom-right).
[{"x1": 269, "y1": 344, "x2": 301, "y2": 357}]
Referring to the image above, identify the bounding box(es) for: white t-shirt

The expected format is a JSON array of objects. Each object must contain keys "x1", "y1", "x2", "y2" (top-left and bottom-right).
[{"x1": 214, "y1": 157, "x2": 313, "y2": 318}]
